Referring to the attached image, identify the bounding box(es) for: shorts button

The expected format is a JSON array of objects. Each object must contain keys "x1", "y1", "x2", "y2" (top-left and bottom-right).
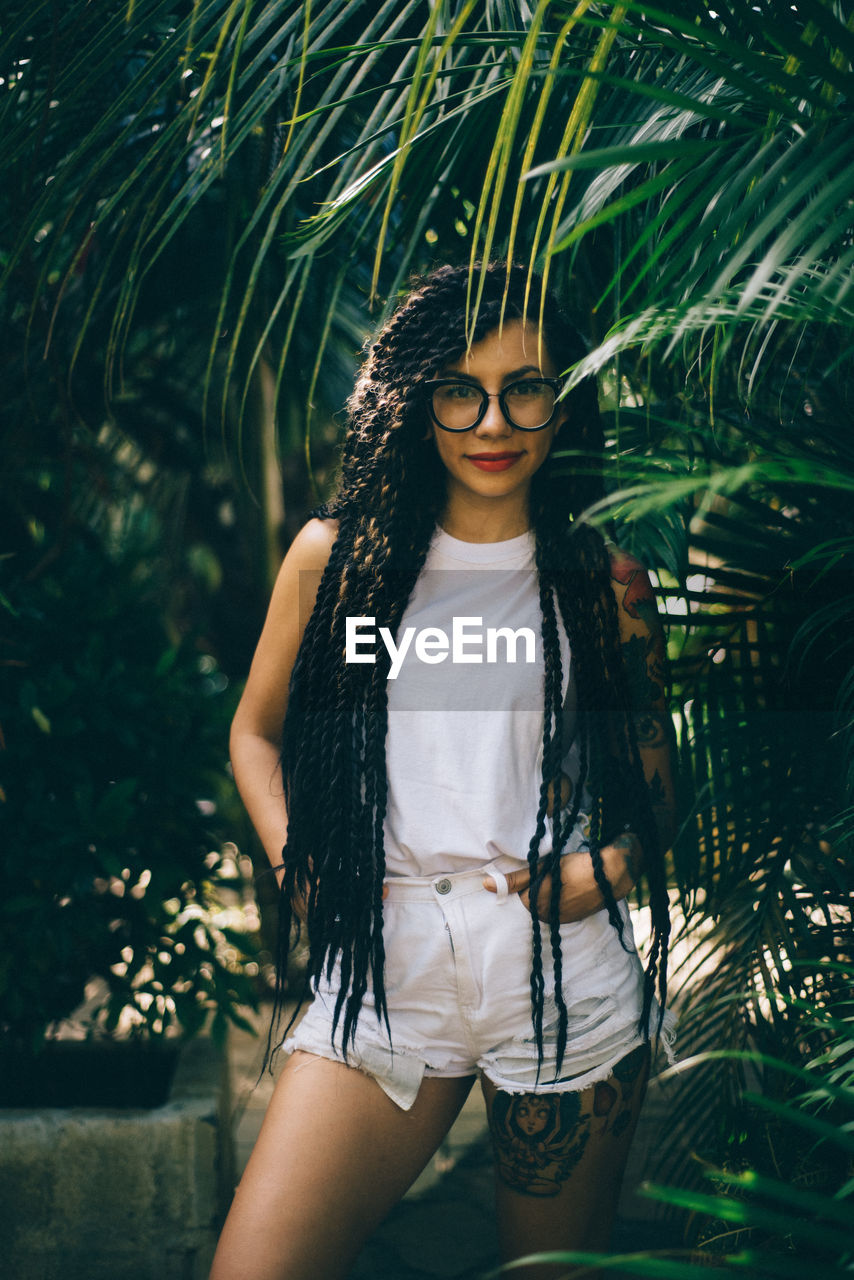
[{"x1": 435, "y1": 878, "x2": 452, "y2": 895}]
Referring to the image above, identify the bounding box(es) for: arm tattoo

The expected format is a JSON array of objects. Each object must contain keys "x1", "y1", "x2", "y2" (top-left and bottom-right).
[
  {"x1": 611, "y1": 555, "x2": 675, "y2": 845},
  {"x1": 648, "y1": 769, "x2": 666, "y2": 808},
  {"x1": 633, "y1": 707, "x2": 668, "y2": 749},
  {"x1": 612, "y1": 831, "x2": 643, "y2": 880},
  {"x1": 610, "y1": 554, "x2": 656, "y2": 622},
  {"x1": 621, "y1": 633, "x2": 664, "y2": 708},
  {"x1": 621, "y1": 632, "x2": 667, "y2": 751},
  {"x1": 647, "y1": 768, "x2": 672, "y2": 826}
]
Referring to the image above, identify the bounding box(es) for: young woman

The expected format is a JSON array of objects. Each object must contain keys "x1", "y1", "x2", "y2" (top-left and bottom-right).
[{"x1": 211, "y1": 262, "x2": 675, "y2": 1280}]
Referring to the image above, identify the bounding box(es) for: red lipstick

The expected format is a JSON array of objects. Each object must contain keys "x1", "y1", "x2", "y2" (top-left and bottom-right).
[{"x1": 465, "y1": 451, "x2": 523, "y2": 472}]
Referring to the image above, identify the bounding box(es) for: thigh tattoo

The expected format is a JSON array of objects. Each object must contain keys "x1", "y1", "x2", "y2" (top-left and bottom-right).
[
  {"x1": 488, "y1": 1044, "x2": 650, "y2": 1197},
  {"x1": 489, "y1": 1090, "x2": 590, "y2": 1197}
]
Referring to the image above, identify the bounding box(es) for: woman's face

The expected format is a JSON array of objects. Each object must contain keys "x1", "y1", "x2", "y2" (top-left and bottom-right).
[{"x1": 428, "y1": 319, "x2": 566, "y2": 520}]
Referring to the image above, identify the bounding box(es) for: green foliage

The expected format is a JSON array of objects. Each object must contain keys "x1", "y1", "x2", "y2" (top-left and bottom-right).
[
  {"x1": 592, "y1": 406, "x2": 853, "y2": 1189},
  {"x1": 4, "y1": 2, "x2": 852, "y2": 405},
  {"x1": 499, "y1": 994, "x2": 854, "y2": 1277},
  {"x1": 590, "y1": 372, "x2": 853, "y2": 1178},
  {"x1": 0, "y1": 536, "x2": 258, "y2": 1049},
  {"x1": 1, "y1": 0, "x2": 851, "y2": 1181}
]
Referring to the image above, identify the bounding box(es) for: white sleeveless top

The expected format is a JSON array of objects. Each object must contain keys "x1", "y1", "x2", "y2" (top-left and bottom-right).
[{"x1": 383, "y1": 526, "x2": 591, "y2": 877}]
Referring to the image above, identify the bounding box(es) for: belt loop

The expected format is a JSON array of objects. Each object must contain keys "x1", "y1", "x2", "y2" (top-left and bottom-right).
[{"x1": 489, "y1": 869, "x2": 510, "y2": 901}]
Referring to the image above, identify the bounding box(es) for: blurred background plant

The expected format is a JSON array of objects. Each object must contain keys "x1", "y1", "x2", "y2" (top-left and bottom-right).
[
  {"x1": 0, "y1": 530, "x2": 260, "y2": 1052},
  {"x1": 525, "y1": 982, "x2": 854, "y2": 1277},
  {"x1": 1, "y1": 0, "x2": 851, "y2": 1246}
]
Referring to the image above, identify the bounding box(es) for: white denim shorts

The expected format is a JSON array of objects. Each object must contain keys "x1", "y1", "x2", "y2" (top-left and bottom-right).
[{"x1": 283, "y1": 856, "x2": 674, "y2": 1110}]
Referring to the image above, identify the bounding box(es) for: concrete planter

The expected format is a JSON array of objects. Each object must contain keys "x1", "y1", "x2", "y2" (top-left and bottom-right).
[{"x1": 0, "y1": 1036, "x2": 233, "y2": 1280}]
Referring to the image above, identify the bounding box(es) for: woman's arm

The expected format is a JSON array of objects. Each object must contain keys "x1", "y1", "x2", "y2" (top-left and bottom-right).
[
  {"x1": 229, "y1": 517, "x2": 338, "y2": 881},
  {"x1": 485, "y1": 550, "x2": 675, "y2": 921},
  {"x1": 607, "y1": 548, "x2": 677, "y2": 858}
]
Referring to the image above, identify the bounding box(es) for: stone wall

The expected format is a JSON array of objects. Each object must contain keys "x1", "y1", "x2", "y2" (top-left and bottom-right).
[{"x1": 0, "y1": 1036, "x2": 233, "y2": 1280}]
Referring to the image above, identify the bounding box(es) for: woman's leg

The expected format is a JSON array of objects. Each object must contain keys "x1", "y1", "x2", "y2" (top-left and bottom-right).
[
  {"x1": 482, "y1": 1042, "x2": 650, "y2": 1280},
  {"x1": 210, "y1": 1051, "x2": 474, "y2": 1280}
]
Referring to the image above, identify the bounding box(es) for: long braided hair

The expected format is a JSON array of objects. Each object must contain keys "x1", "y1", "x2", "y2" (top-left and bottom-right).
[{"x1": 275, "y1": 262, "x2": 670, "y2": 1073}]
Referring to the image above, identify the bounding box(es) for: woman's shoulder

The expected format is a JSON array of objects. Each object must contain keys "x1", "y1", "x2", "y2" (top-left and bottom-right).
[
  {"x1": 266, "y1": 517, "x2": 340, "y2": 616},
  {"x1": 251, "y1": 517, "x2": 340, "y2": 668},
  {"x1": 284, "y1": 516, "x2": 340, "y2": 572}
]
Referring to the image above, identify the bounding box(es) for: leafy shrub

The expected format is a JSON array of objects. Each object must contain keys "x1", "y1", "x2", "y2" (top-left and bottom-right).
[
  {"x1": 520, "y1": 987, "x2": 854, "y2": 1279},
  {"x1": 0, "y1": 538, "x2": 258, "y2": 1050}
]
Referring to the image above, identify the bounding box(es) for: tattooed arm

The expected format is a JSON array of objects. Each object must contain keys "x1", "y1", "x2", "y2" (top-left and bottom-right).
[
  {"x1": 484, "y1": 549, "x2": 675, "y2": 921},
  {"x1": 608, "y1": 548, "x2": 677, "y2": 862}
]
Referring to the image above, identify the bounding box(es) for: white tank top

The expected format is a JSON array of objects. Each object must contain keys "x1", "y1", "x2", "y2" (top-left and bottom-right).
[{"x1": 383, "y1": 526, "x2": 590, "y2": 877}]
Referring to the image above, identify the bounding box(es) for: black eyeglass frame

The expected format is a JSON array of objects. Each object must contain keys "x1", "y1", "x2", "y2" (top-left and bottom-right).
[{"x1": 422, "y1": 377, "x2": 563, "y2": 433}]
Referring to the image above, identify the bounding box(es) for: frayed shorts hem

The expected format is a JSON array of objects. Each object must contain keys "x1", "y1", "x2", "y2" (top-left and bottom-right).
[
  {"x1": 282, "y1": 858, "x2": 678, "y2": 1112},
  {"x1": 480, "y1": 1035, "x2": 649, "y2": 1098},
  {"x1": 282, "y1": 1012, "x2": 675, "y2": 1112}
]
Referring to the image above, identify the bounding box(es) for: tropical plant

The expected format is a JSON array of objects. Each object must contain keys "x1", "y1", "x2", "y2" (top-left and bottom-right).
[
  {"x1": 589, "y1": 374, "x2": 854, "y2": 1183},
  {"x1": 2, "y1": 0, "x2": 851, "y2": 1171},
  {"x1": 496, "y1": 983, "x2": 854, "y2": 1277}
]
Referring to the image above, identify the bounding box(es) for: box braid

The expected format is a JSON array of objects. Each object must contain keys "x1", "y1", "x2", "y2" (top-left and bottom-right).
[{"x1": 272, "y1": 262, "x2": 670, "y2": 1077}]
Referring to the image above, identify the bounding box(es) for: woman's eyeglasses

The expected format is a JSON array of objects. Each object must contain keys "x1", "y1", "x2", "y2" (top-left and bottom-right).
[{"x1": 423, "y1": 378, "x2": 562, "y2": 432}]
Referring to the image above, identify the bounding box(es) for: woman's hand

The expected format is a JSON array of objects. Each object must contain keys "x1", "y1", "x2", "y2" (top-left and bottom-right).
[
  {"x1": 290, "y1": 872, "x2": 311, "y2": 924},
  {"x1": 483, "y1": 832, "x2": 643, "y2": 924}
]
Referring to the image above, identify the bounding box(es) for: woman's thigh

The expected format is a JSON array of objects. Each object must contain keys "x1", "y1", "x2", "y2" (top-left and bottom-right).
[
  {"x1": 209, "y1": 1050, "x2": 474, "y2": 1280},
  {"x1": 482, "y1": 1042, "x2": 650, "y2": 1280}
]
